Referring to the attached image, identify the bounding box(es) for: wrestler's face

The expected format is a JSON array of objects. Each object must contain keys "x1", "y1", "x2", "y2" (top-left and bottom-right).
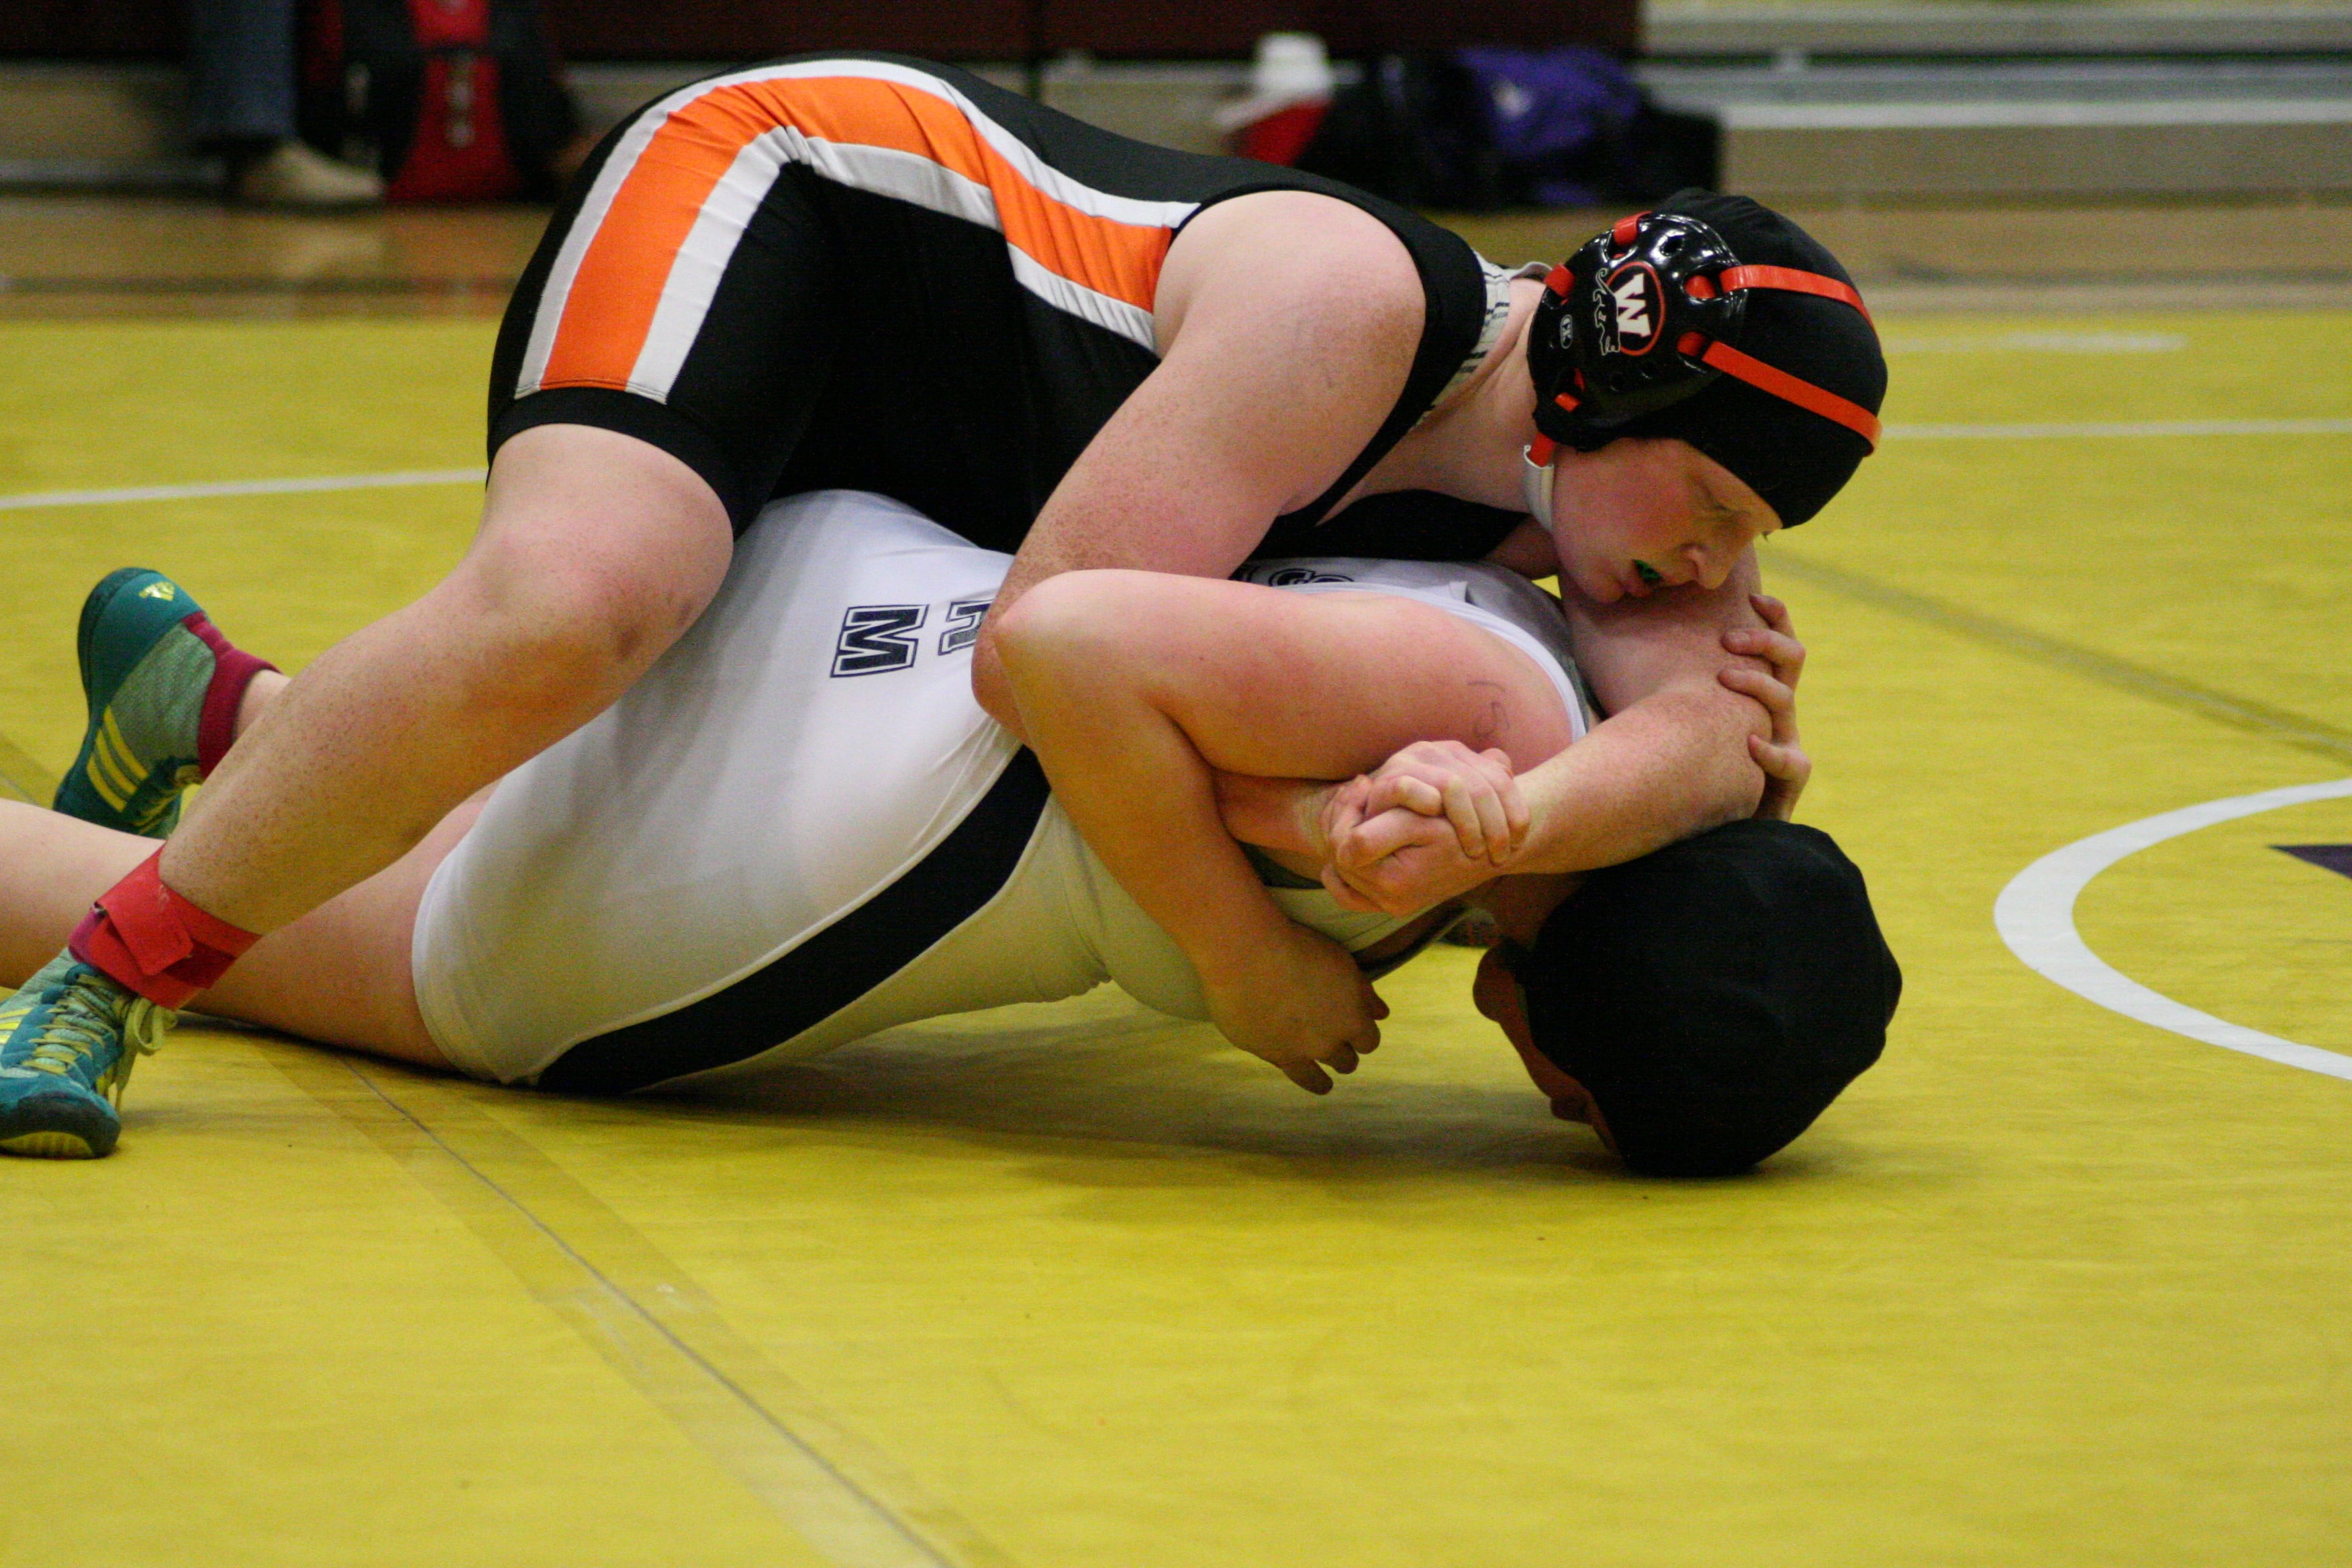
[
  {"x1": 1473, "y1": 946, "x2": 1614, "y2": 1144},
  {"x1": 1545, "y1": 438, "x2": 1779, "y2": 605}
]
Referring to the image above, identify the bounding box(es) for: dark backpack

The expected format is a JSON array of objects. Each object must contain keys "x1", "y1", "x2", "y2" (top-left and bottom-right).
[
  {"x1": 1295, "y1": 48, "x2": 1718, "y2": 211},
  {"x1": 299, "y1": 0, "x2": 579, "y2": 202}
]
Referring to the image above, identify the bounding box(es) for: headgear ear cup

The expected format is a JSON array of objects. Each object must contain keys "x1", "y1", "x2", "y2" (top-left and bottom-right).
[
  {"x1": 1522, "y1": 199, "x2": 1885, "y2": 527},
  {"x1": 1527, "y1": 212, "x2": 1750, "y2": 447}
]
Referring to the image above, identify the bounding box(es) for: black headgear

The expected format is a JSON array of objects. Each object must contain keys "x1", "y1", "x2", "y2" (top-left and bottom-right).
[
  {"x1": 1525, "y1": 191, "x2": 1886, "y2": 526},
  {"x1": 1510, "y1": 818, "x2": 1900, "y2": 1177}
]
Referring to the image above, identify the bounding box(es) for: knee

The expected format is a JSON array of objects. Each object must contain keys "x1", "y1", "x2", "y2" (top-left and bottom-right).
[{"x1": 435, "y1": 556, "x2": 713, "y2": 713}]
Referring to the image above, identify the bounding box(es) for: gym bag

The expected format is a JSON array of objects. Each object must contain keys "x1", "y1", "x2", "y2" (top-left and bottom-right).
[{"x1": 300, "y1": 0, "x2": 580, "y2": 202}]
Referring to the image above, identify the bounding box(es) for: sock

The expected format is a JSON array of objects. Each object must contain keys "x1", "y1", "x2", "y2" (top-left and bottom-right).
[
  {"x1": 68, "y1": 850, "x2": 260, "y2": 1009},
  {"x1": 183, "y1": 612, "x2": 275, "y2": 777}
]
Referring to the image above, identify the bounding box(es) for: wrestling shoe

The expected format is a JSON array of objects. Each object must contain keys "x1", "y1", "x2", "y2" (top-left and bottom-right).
[
  {"x1": 0, "y1": 952, "x2": 175, "y2": 1159},
  {"x1": 53, "y1": 569, "x2": 246, "y2": 838}
]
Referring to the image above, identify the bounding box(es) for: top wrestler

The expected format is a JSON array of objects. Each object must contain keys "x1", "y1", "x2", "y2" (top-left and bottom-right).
[{"x1": 1, "y1": 53, "x2": 1886, "y2": 1124}]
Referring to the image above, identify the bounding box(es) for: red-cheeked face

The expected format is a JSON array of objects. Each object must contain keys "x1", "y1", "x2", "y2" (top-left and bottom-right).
[
  {"x1": 1473, "y1": 947, "x2": 1616, "y2": 1148},
  {"x1": 1546, "y1": 438, "x2": 1779, "y2": 605}
]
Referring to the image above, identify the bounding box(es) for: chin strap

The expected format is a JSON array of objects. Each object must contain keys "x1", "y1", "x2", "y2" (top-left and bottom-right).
[{"x1": 1521, "y1": 434, "x2": 1559, "y2": 528}]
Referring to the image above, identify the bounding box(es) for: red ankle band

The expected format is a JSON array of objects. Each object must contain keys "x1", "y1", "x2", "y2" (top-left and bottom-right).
[
  {"x1": 68, "y1": 850, "x2": 260, "y2": 1009},
  {"x1": 184, "y1": 611, "x2": 277, "y2": 777}
]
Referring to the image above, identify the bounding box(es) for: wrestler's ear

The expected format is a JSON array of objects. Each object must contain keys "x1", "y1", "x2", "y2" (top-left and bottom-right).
[{"x1": 1475, "y1": 947, "x2": 1591, "y2": 1122}]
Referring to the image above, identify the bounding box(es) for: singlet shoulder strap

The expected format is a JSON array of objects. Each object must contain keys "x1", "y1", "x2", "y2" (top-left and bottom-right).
[{"x1": 1180, "y1": 179, "x2": 1490, "y2": 531}]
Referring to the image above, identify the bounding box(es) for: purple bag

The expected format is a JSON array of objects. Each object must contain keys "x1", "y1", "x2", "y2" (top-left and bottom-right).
[{"x1": 1454, "y1": 46, "x2": 1647, "y2": 207}]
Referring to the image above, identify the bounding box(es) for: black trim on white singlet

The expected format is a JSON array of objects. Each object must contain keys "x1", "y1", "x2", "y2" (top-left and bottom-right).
[{"x1": 535, "y1": 748, "x2": 1053, "y2": 1095}]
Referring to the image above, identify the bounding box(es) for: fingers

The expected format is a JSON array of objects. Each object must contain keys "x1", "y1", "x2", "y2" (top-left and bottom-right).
[
  {"x1": 1320, "y1": 863, "x2": 1383, "y2": 913},
  {"x1": 1391, "y1": 777, "x2": 1445, "y2": 816},
  {"x1": 1717, "y1": 663, "x2": 1797, "y2": 736},
  {"x1": 1318, "y1": 775, "x2": 1372, "y2": 854},
  {"x1": 1722, "y1": 595, "x2": 1807, "y2": 689},
  {"x1": 1746, "y1": 732, "x2": 1811, "y2": 822},
  {"x1": 1722, "y1": 625, "x2": 1806, "y2": 683},
  {"x1": 1430, "y1": 771, "x2": 1486, "y2": 860},
  {"x1": 1456, "y1": 765, "x2": 1518, "y2": 861},
  {"x1": 1285, "y1": 1061, "x2": 1334, "y2": 1095},
  {"x1": 1747, "y1": 730, "x2": 1810, "y2": 781},
  {"x1": 1277, "y1": 1018, "x2": 1383, "y2": 1095},
  {"x1": 1722, "y1": 665, "x2": 1808, "y2": 785},
  {"x1": 1747, "y1": 732, "x2": 1812, "y2": 791},
  {"x1": 1336, "y1": 805, "x2": 1461, "y2": 869},
  {"x1": 1364, "y1": 756, "x2": 1522, "y2": 863},
  {"x1": 1481, "y1": 749, "x2": 1532, "y2": 850},
  {"x1": 1329, "y1": 801, "x2": 1498, "y2": 916}
]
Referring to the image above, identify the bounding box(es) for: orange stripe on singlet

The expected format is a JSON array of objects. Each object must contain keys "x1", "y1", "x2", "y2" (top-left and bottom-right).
[{"x1": 539, "y1": 74, "x2": 1177, "y2": 391}]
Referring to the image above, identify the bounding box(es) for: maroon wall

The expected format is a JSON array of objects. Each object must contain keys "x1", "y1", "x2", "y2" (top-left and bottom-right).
[
  {"x1": 538, "y1": 1, "x2": 1638, "y2": 60},
  {"x1": 5, "y1": 0, "x2": 1638, "y2": 60},
  {"x1": 1, "y1": 0, "x2": 180, "y2": 57}
]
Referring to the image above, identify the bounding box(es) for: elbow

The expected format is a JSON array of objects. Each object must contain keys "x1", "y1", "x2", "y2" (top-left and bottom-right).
[
  {"x1": 1718, "y1": 756, "x2": 1767, "y2": 822},
  {"x1": 994, "y1": 572, "x2": 1134, "y2": 685},
  {"x1": 989, "y1": 575, "x2": 1073, "y2": 673}
]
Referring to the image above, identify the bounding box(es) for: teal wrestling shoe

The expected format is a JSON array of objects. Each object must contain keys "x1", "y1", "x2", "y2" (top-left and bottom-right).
[
  {"x1": 0, "y1": 952, "x2": 175, "y2": 1159},
  {"x1": 52, "y1": 569, "x2": 255, "y2": 838}
]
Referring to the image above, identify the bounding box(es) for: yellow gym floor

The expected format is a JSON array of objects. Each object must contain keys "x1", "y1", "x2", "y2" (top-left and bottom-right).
[{"x1": 0, "y1": 198, "x2": 2347, "y2": 1566}]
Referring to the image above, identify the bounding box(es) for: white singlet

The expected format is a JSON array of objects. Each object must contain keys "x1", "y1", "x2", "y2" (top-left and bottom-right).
[{"x1": 412, "y1": 489, "x2": 1591, "y2": 1093}]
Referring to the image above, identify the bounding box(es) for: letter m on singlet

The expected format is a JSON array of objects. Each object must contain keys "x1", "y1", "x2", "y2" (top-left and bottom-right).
[{"x1": 832, "y1": 604, "x2": 929, "y2": 677}]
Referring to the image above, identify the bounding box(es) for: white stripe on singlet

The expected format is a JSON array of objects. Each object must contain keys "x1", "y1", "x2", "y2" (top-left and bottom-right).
[{"x1": 517, "y1": 58, "x2": 1200, "y2": 398}]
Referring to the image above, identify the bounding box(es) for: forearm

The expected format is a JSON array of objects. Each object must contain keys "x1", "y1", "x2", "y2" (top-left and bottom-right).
[
  {"x1": 1212, "y1": 773, "x2": 1332, "y2": 856},
  {"x1": 999, "y1": 623, "x2": 1296, "y2": 987},
  {"x1": 1508, "y1": 681, "x2": 1767, "y2": 873}
]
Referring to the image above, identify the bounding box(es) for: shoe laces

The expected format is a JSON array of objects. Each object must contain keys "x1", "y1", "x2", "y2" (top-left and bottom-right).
[{"x1": 9, "y1": 971, "x2": 168, "y2": 1100}]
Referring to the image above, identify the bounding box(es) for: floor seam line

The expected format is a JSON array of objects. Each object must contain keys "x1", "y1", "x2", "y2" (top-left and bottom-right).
[
  {"x1": 1773, "y1": 553, "x2": 2352, "y2": 765},
  {"x1": 336, "y1": 1055, "x2": 975, "y2": 1568}
]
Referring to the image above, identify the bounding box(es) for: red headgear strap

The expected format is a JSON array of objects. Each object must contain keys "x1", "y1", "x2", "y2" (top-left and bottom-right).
[
  {"x1": 1698, "y1": 340, "x2": 1881, "y2": 448},
  {"x1": 1698, "y1": 265, "x2": 1879, "y2": 448},
  {"x1": 1718, "y1": 265, "x2": 1875, "y2": 326}
]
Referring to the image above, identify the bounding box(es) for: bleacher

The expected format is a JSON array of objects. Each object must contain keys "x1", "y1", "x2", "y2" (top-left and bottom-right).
[{"x1": 2, "y1": 1, "x2": 2348, "y2": 197}]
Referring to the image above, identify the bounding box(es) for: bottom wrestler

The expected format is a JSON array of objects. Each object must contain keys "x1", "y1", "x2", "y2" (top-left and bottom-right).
[{"x1": 0, "y1": 490, "x2": 1897, "y2": 1174}]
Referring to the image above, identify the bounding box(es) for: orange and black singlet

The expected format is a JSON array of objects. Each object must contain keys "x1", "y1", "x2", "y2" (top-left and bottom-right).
[{"x1": 489, "y1": 53, "x2": 1524, "y2": 560}]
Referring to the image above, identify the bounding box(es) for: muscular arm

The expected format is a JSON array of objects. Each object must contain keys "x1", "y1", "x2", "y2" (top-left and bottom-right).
[
  {"x1": 969, "y1": 193, "x2": 1424, "y2": 738},
  {"x1": 993, "y1": 569, "x2": 1574, "y2": 1087},
  {"x1": 1327, "y1": 550, "x2": 1776, "y2": 907},
  {"x1": 1510, "y1": 548, "x2": 1774, "y2": 870},
  {"x1": 1469, "y1": 516, "x2": 1771, "y2": 863}
]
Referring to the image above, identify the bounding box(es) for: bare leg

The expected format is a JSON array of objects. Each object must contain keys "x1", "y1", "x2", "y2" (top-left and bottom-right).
[
  {"x1": 236, "y1": 668, "x2": 289, "y2": 734},
  {"x1": 154, "y1": 424, "x2": 731, "y2": 936},
  {"x1": 0, "y1": 797, "x2": 472, "y2": 1070}
]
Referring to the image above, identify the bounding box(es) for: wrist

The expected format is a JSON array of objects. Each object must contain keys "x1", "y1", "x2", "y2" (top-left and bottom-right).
[
  {"x1": 1294, "y1": 782, "x2": 1338, "y2": 861},
  {"x1": 1212, "y1": 773, "x2": 1334, "y2": 856},
  {"x1": 1186, "y1": 905, "x2": 1303, "y2": 989}
]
